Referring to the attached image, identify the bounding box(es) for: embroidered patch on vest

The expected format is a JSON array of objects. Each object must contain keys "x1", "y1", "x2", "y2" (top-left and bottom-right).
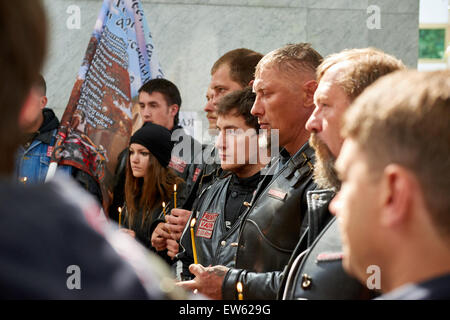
[
  {"x1": 47, "y1": 146, "x2": 54, "y2": 157},
  {"x1": 196, "y1": 212, "x2": 219, "y2": 239},
  {"x1": 169, "y1": 155, "x2": 187, "y2": 173},
  {"x1": 316, "y1": 252, "x2": 344, "y2": 263},
  {"x1": 267, "y1": 188, "x2": 287, "y2": 201},
  {"x1": 192, "y1": 167, "x2": 201, "y2": 182}
]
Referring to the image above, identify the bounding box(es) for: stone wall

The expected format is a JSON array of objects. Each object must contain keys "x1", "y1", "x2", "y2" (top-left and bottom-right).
[{"x1": 43, "y1": 0, "x2": 419, "y2": 130}]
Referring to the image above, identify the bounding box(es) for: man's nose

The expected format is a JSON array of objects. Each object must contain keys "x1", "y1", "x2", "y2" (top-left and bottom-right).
[
  {"x1": 251, "y1": 97, "x2": 263, "y2": 117},
  {"x1": 305, "y1": 108, "x2": 322, "y2": 133},
  {"x1": 204, "y1": 99, "x2": 215, "y2": 113},
  {"x1": 215, "y1": 131, "x2": 225, "y2": 150},
  {"x1": 141, "y1": 107, "x2": 151, "y2": 119}
]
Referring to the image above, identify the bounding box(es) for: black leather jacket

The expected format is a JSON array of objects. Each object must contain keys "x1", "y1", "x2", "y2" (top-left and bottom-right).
[
  {"x1": 181, "y1": 143, "x2": 224, "y2": 211},
  {"x1": 282, "y1": 216, "x2": 377, "y2": 300},
  {"x1": 177, "y1": 172, "x2": 261, "y2": 279},
  {"x1": 222, "y1": 142, "x2": 315, "y2": 299},
  {"x1": 222, "y1": 188, "x2": 334, "y2": 300},
  {"x1": 280, "y1": 188, "x2": 378, "y2": 300}
]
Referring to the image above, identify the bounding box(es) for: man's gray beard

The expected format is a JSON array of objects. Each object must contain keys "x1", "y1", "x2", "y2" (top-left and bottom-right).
[{"x1": 309, "y1": 133, "x2": 341, "y2": 190}]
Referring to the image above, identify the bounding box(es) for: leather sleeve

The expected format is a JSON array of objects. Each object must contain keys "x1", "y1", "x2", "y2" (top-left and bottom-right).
[{"x1": 222, "y1": 268, "x2": 284, "y2": 300}]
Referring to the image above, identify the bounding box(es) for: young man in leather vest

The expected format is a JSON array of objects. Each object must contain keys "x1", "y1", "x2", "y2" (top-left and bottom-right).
[
  {"x1": 176, "y1": 87, "x2": 269, "y2": 280},
  {"x1": 160, "y1": 49, "x2": 264, "y2": 259}
]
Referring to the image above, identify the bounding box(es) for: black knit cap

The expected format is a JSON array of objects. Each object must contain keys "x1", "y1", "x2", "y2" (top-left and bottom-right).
[{"x1": 129, "y1": 122, "x2": 173, "y2": 168}]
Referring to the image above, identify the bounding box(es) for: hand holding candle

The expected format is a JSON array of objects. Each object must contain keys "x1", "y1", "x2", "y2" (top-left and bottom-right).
[{"x1": 190, "y1": 218, "x2": 198, "y2": 264}]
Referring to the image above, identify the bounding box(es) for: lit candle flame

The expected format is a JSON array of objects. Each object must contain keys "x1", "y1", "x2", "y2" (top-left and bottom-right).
[
  {"x1": 190, "y1": 218, "x2": 198, "y2": 264},
  {"x1": 237, "y1": 282, "x2": 244, "y2": 300},
  {"x1": 174, "y1": 184, "x2": 177, "y2": 208}
]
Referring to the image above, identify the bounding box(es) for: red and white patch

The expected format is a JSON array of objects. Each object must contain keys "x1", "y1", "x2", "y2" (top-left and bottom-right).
[
  {"x1": 196, "y1": 212, "x2": 219, "y2": 239},
  {"x1": 169, "y1": 155, "x2": 187, "y2": 173},
  {"x1": 316, "y1": 252, "x2": 344, "y2": 263},
  {"x1": 47, "y1": 146, "x2": 54, "y2": 157},
  {"x1": 268, "y1": 188, "x2": 287, "y2": 201},
  {"x1": 192, "y1": 167, "x2": 201, "y2": 182}
]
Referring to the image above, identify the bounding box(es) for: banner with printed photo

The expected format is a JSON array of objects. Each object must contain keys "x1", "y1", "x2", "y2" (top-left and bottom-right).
[{"x1": 52, "y1": 0, "x2": 164, "y2": 213}]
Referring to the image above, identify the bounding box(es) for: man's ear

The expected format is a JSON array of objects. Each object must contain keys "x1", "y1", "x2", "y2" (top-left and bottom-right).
[
  {"x1": 40, "y1": 96, "x2": 48, "y2": 110},
  {"x1": 170, "y1": 104, "x2": 179, "y2": 117},
  {"x1": 379, "y1": 164, "x2": 413, "y2": 228},
  {"x1": 303, "y1": 80, "x2": 318, "y2": 109},
  {"x1": 248, "y1": 79, "x2": 254, "y2": 88}
]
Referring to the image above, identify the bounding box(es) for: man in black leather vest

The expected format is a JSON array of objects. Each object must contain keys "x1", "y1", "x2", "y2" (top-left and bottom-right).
[
  {"x1": 281, "y1": 48, "x2": 405, "y2": 300},
  {"x1": 330, "y1": 70, "x2": 450, "y2": 300},
  {"x1": 177, "y1": 43, "x2": 322, "y2": 299},
  {"x1": 177, "y1": 87, "x2": 269, "y2": 279},
  {"x1": 162, "y1": 49, "x2": 264, "y2": 261}
]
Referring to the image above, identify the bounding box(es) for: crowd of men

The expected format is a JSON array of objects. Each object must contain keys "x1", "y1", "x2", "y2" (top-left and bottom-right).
[{"x1": 2, "y1": 0, "x2": 449, "y2": 300}]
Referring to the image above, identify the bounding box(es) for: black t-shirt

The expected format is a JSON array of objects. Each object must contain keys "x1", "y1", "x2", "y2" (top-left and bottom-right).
[{"x1": 224, "y1": 172, "x2": 262, "y2": 230}]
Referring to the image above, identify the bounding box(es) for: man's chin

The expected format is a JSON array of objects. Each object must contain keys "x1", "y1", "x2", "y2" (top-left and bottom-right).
[
  {"x1": 220, "y1": 162, "x2": 241, "y2": 172},
  {"x1": 309, "y1": 134, "x2": 340, "y2": 190}
]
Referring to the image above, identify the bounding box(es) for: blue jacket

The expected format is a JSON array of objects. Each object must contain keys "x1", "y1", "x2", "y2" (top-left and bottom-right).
[{"x1": 15, "y1": 109, "x2": 72, "y2": 184}]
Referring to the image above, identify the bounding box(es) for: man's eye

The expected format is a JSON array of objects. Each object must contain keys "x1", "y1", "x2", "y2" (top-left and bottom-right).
[{"x1": 226, "y1": 129, "x2": 238, "y2": 135}]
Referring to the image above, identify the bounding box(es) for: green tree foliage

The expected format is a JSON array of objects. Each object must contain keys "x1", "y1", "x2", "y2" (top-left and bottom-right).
[{"x1": 419, "y1": 29, "x2": 445, "y2": 59}]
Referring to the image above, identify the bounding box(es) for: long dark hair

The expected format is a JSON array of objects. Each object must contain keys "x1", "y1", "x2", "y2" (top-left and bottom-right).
[{"x1": 124, "y1": 149, "x2": 182, "y2": 227}]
